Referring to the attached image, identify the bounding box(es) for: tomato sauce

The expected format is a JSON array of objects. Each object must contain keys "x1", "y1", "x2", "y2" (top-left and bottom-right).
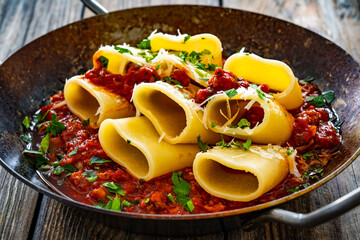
[{"x1": 30, "y1": 67, "x2": 341, "y2": 215}]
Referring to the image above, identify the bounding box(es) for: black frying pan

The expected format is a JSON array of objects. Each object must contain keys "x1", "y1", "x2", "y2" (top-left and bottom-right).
[{"x1": 0, "y1": 2, "x2": 360, "y2": 236}]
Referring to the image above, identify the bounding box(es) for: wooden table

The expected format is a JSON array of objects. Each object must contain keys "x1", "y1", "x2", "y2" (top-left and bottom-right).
[{"x1": 0, "y1": 0, "x2": 359, "y2": 239}]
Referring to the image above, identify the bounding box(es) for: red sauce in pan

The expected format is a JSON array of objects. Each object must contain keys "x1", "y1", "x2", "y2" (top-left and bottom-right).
[{"x1": 31, "y1": 67, "x2": 341, "y2": 215}]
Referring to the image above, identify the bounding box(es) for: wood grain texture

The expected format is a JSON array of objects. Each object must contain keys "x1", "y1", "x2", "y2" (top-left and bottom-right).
[{"x1": 0, "y1": 0, "x2": 359, "y2": 239}]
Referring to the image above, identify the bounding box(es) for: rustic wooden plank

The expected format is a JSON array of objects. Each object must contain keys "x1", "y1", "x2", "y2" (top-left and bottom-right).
[
  {"x1": 83, "y1": 0, "x2": 220, "y2": 18},
  {"x1": 223, "y1": 0, "x2": 360, "y2": 239},
  {"x1": 0, "y1": 0, "x2": 84, "y2": 239}
]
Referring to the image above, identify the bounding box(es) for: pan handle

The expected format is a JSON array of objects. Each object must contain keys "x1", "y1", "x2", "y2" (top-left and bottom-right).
[
  {"x1": 81, "y1": 0, "x2": 109, "y2": 15},
  {"x1": 243, "y1": 186, "x2": 360, "y2": 230}
]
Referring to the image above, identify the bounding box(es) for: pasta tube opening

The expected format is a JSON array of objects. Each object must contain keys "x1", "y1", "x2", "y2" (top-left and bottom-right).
[
  {"x1": 201, "y1": 160, "x2": 259, "y2": 195},
  {"x1": 193, "y1": 146, "x2": 289, "y2": 201},
  {"x1": 64, "y1": 80, "x2": 100, "y2": 123},
  {"x1": 137, "y1": 90, "x2": 187, "y2": 139},
  {"x1": 99, "y1": 119, "x2": 149, "y2": 177}
]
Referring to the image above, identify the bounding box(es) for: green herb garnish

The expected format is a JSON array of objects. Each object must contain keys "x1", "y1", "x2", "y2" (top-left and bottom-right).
[
  {"x1": 171, "y1": 171, "x2": 194, "y2": 212},
  {"x1": 238, "y1": 118, "x2": 250, "y2": 129},
  {"x1": 122, "y1": 200, "x2": 132, "y2": 207},
  {"x1": 306, "y1": 91, "x2": 335, "y2": 107},
  {"x1": 216, "y1": 134, "x2": 231, "y2": 149},
  {"x1": 183, "y1": 35, "x2": 191, "y2": 43},
  {"x1": 89, "y1": 156, "x2": 111, "y2": 165},
  {"x1": 137, "y1": 39, "x2": 151, "y2": 49},
  {"x1": 82, "y1": 118, "x2": 90, "y2": 127},
  {"x1": 114, "y1": 46, "x2": 133, "y2": 55},
  {"x1": 98, "y1": 55, "x2": 109, "y2": 68},
  {"x1": 103, "y1": 182, "x2": 125, "y2": 196},
  {"x1": 68, "y1": 147, "x2": 78, "y2": 156},
  {"x1": 224, "y1": 88, "x2": 238, "y2": 99},
  {"x1": 82, "y1": 171, "x2": 98, "y2": 182},
  {"x1": 22, "y1": 116, "x2": 30, "y2": 129},
  {"x1": 197, "y1": 136, "x2": 208, "y2": 152}
]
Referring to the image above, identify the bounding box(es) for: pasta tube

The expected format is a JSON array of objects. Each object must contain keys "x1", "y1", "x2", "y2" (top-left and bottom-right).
[
  {"x1": 149, "y1": 32, "x2": 223, "y2": 66},
  {"x1": 132, "y1": 81, "x2": 220, "y2": 144},
  {"x1": 99, "y1": 117, "x2": 199, "y2": 181},
  {"x1": 193, "y1": 145, "x2": 289, "y2": 201},
  {"x1": 203, "y1": 88, "x2": 294, "y2": 145},
  {"x1": 224, "y1": 52, "x2": 303, "y2": 110},
  {"x1": 64, "y1": 75, "x2": 135, "y2": 128},
  {"x1": 93, "y1": 45, "x2": 147, "y2": 75}
]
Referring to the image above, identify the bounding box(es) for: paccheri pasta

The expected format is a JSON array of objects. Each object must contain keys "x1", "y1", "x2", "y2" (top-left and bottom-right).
[{"x1": 22, "y1": 31, "x2": 341, "y2": 215}]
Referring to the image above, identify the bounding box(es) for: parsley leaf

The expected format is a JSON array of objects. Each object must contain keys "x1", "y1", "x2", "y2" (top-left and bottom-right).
[
  {"x1": 171, "y1": 172, "x2": 194, "y2": 212},
  {"x1": 114, "y1": 46, "x2": 133, "y2": 55},
  {"x1": 39, "y1": 133, "x2": 50, "y2": 152},
  {"x1": 38, "y1": 114, "x2": 66, "y2": 136},
  {"x1": 22, "y1": 116, "x2": 30, "y2": 129},
  {"x1": 183, "y1": 35, "x2": 191, "y2": 43},
  {"x1": 122, "y1": 200, "x2": 132, "y2": 207},
  {"x1": 98, "y1": 56, "x2": 109, "y2": 68},
  {"x1": 302, "y1": 152, "x2": 313, "y2": 160},
  {"x1": 63, "y1": 164, "x2": 76, "y2": 172},
  {"x1": 234, "y1": 139, "x2": 252, "y2": 151},
  {"x1": 89, "y1": 156, "x2": 111, "y2": 165},
  {"x1": 306, "y1": 91, "x2": 335, "y2": 107},
  {"x1": 211, "y1": 122, "x2": 216, "y2": 128},
  {"x1": 82, "y1": 118, "x2": 90, "y2": 127},
  {"x1": 197, "y1": 136, "x2": 209, "y2": 152},
  {"x1": 216, "y1": 134, "x2": 231, "y2": 149},
  {"x1": 299, "y1": 76, "x2": 315, "y2": 85},
  {"x1": 286, "y1": 147, "x2": 294, "y2": 156},
  {"x1": 20, "y1": 133, "x2": 32, "y2": 143},
  {"x1": 82, "y1": 171, "x2": 98, "y2": 182},
  {"x1": 334, "y1": 120, "x2": 344, "y2": 128},
  {"x1": 103, "y1": 182, "x2": 125, "y2": 196},
  {"x1": 167, "y1": 193, "x2": 175, "y2": 203},
  {"x1": 68, "y1": 147, "x2": 78, "y2": 156},
  {"x1": 224, "y1": 88, "x2": 238, "y2": 99},
  {"x1": 238, "y1": 118, "x2": 250, "y2": 129},
  {"x1": 137, "y1": 39, "x2": 151, "y2": 49}
]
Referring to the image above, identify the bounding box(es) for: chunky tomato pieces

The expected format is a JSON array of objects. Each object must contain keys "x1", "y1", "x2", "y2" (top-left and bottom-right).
[
  {"x1": 85, "y1": 65, "x2": 159, "y2": 101},
  {"x1": 194, "y1": 68, "x2": 249, "y2": 103}
]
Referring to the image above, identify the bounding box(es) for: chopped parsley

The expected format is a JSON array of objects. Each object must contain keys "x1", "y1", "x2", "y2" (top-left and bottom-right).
[
  {"x1": 81, "y1": 118, "x2": 90, "y2": 126},
  {"x1": 306, "y1": 91, "x2": 335, "y2": 107},
  {"x1": 39, "y1": 133, "x2": 50, "y2": 152},
  {"x1": 53, "y1": 165, "x2": 62, "y2": 175},
  {"x1": 22, "y1": 150, "x2": 48, "y2": 167},
  {"x1": 63, "y1": 164, "x2": 77, "y2": 172},
  {"x1": 138, "y1": 51, "x2": 158, "y2": 62},
  {"x1": 144, "y1": 198, "x2": 150, "y2": 203},
  {"x1": 37, "y1": 114, "x2": 66, "y2": 136},
  {"x1": 216, "y1": 134, "x2": 231, "y2": 149},
  {"x1": 286, "y1": 147, "x2": 294, "y2": 156},
  {"x1": 155, "y1": 63, "x2": 160, "y2": 70},
  {"x1": 68, "y1": 147, "x2": 78, "y2": 156},
  {"x1": 89, "y1": 156, "x2": 111, "y2": 165},
  {"x1": 82, "y1": 171, "x2": 98, "y2": 182},
  {"x1": 250, "y1": 84, "x2": 268, "y2": 100},
  {"x1": 114, "y1": 46, "x2": 133, "y2": 55},
  {"x1": 171, "y1": 171, "x2": 194, "y2": 212},
  {"x1": 211, "y1": 122, "x2": 216, "y2": 128},
  {"x1": 22, "y1": 116, "x2": 30, "y2": 129},
  {"x1": 224, "y1": 88, "x2": 238, "y2": 99},
  {"x1": 199, "y1": 77, "x2": 209, "y2": 81},
  {"x1": 234, "y1": 139, "x2": 252, "y2": 151},
  {"x1": 103, "y1": 182, "x2": 125, "y2": 196},
  {"x1": 97, "y1": 55, "x2": 109, "y2": 68},
  {"x1": 197, "y1": 136, "x2": 209, "y2": 152},
  {"x1": 105, "y1": 194, "x2": 121, "y2": 211},
  {"x1": 163, "y1": 76, "x2": 184, "y2": 89},
  {"x1": 237, "y1": 118, "x2": 250, "y2": 129},
  {"x1": 137, "y1": 39, "x2": 151, "y2": 49},
  {"x1": 334, "y1": 120, "x2": 344, "y2": 128},
  {"x1": 20, "y1": 133, "x2": 32, "y2": 143},
  {"x1": 122, "y1": 200, "x2": 132, "y2": 207},
  {"x1": 183, "y1": 35, "x2": 191, "y2": 43},
  {"x1": 35, "y1": 110, "x2": 50, "y2": 124},
  {"x1": 126, "y1": 140, "x2": 131, "y2": 144},
  {"x1": 299, "y1": 76, "x2": 315, "y2": 85},
  {"x1": 167, "y1": 193, "x2": 175, "y2": 203},
  {"x1": 302, "y1": 152, "x2": 314, "y2": 160}
]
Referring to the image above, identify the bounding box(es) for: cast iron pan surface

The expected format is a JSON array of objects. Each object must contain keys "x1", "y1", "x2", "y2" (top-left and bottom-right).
[{"x1": 0, "y1": 5, "x2": 360, "y2": 236}]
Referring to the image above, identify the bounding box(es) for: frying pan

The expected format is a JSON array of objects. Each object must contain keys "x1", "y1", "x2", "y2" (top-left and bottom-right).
[{"x1": 0, "y1": 1, "x2": 360, "y2": 236}]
